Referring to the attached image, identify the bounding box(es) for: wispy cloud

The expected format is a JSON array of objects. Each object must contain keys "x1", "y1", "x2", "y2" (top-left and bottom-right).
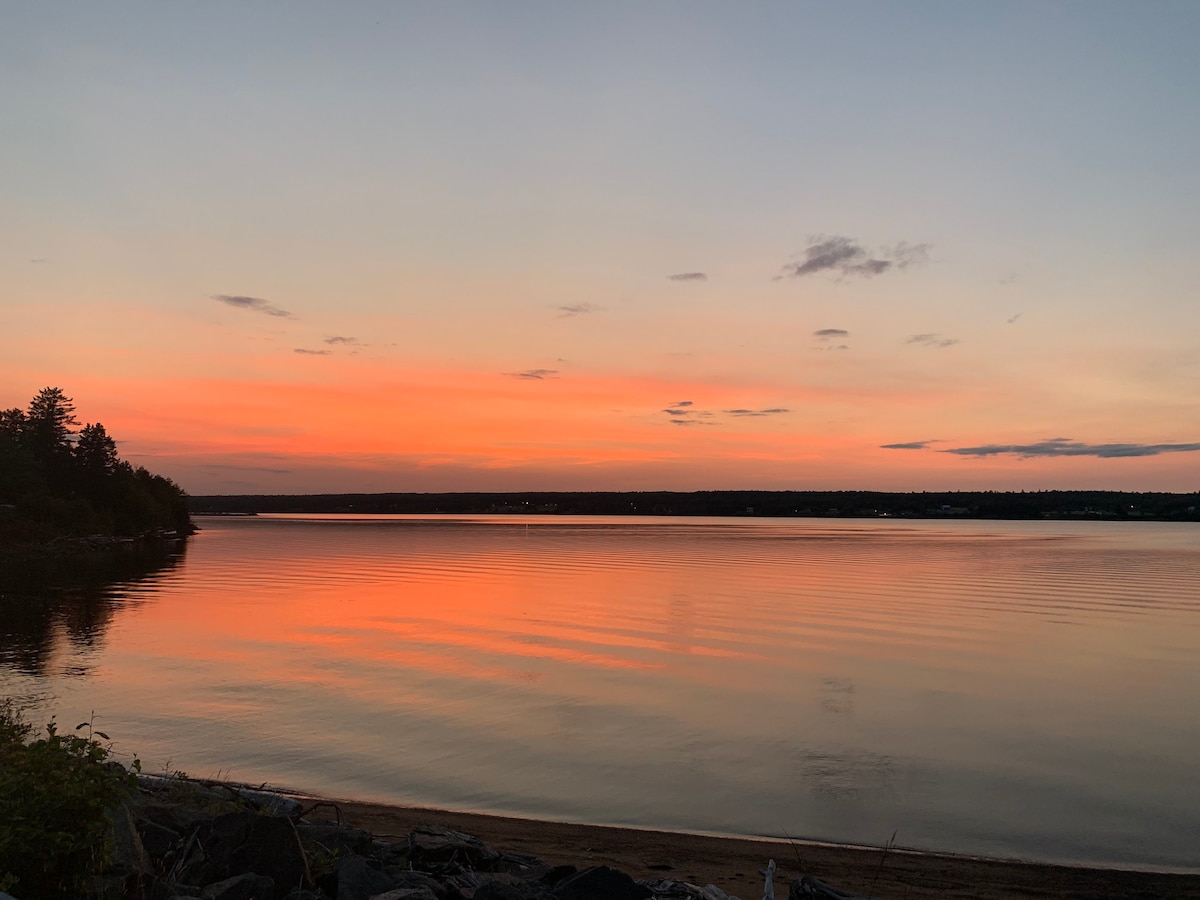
[
  {"x1": 213, "y1": 294, "x2": 295, "y2": 318},
  {"x1": 663, "y1": 400, "x2": 698, "y2": 418},
  {"x1": 881, "y1": 440, "x2": 938, "y2": 450},
  {"x1": 505, "y1": 369, "x2": 558, "y2": 380},
  {"x1": 781, "y1": 236, "x2": 930, "y2": 280},
  {"x1": 558, "y1": 303, "x2": 599, "y2": 317},
  {"x1": 942, "y1": 439, "x2": 1200, "y2": 459},
  {"x1": 907, "y1": 333, "x2": 958, "y2": 348},
  {"x1": 667, "y1": 272, "x2": 708, "y2": 282},
  {"x1": 294, "y1": 348, "x2": 331, "y2": 355},
  {"x1": 662, "y1": 400, "x2": 718, "y2": 424},
  {"x1": 662, "y1": 401, "x2": 788, "y2": 423},
  {"x1": 814, "y1": 328, "x2": 849, "y2": 338},
  {"x1": 1006, "y1": 313, "x2": 1022, "y2": 325},
  {"x1": 324, "y1": 336, "x2": 362, "y2": 346}
]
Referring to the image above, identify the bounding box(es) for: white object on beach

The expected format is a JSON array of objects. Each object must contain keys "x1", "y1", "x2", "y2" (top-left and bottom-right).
[{"x1": 761, "y1": 858, "x2": 776, "y2": 900}]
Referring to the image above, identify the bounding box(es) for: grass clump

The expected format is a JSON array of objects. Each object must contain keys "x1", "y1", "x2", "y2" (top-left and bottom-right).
[{"x1": 0, "y1": 702, "x2": 139, "y2": 899}]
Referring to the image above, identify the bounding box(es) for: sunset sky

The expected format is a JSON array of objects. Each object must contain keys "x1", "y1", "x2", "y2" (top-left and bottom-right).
[{"x1": 4, "y1": 2, "x2": 1199, "y2": 495}]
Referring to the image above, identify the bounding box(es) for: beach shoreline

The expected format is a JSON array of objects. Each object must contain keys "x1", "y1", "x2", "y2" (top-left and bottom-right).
[{"x1": 287, "y1": 792, "x2": 1200, "y2": 900}]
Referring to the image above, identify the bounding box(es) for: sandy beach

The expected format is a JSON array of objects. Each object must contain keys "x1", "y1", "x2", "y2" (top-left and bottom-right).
[{"x1": 297, "y1": 796, "x2": 1200, "y2": 900}]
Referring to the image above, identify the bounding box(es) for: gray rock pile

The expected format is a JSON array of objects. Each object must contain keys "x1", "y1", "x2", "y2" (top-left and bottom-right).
[{"x1": 85, "y1": 776, "x2": 754, "y2": 900}]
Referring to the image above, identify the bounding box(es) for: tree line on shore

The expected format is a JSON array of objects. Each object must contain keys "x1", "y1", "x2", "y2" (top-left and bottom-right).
[
  {"x1": 190, "y1": 488, "x2": 1200, "y2": 520},
  {"x1": 0, "y1": 387, "x2": 194, "y2": 545}
]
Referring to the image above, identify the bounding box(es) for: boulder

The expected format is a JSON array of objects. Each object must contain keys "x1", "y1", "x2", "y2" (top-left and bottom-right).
[
  {"x1": 187, "y1": 811, "x2": 308, "y2": 893},
  {"x1": 336, "y1": 854, "x2": 397, "y2": 900},
  {"x1": 552, "y1": 866, "x2": 651, "y2": 900},
  {"x1": 296, "y1": 821, "x2": 377, "y2": 857},
  {"x1": 407, "y1": 825, "x2": 500, "y2": 872}
]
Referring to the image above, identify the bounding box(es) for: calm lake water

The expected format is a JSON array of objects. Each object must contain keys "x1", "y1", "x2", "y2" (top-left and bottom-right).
[{"x1": 3, "y1": 515, "x2": 1199, "y2": 870}]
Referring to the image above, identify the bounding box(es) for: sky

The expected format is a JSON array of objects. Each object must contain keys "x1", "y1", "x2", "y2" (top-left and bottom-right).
[{"x1": 3, "y1": 2, "x2": 1199, "y2": 495}]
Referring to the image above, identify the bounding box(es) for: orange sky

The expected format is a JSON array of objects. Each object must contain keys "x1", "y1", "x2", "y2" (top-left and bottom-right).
[{"x1": 4, "y1": 5, "x2": 1199, "y2": 494}]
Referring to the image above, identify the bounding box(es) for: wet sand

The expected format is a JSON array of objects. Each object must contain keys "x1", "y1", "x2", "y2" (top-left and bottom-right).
[{"x1": 298, "y1": 796, "x2": 1200, "y2": 900}]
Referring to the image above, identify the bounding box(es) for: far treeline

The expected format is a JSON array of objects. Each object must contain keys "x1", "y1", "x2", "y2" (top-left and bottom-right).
[
  {"x1": 190, "y1": 489, "x2": 1200, "y2": 521},
  {"x1": 0, "y1": 387, "x2": 194, "y2": 545}
]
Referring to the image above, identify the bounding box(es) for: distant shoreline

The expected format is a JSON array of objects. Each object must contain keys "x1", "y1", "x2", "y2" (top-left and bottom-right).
[{"x1": 188, "y1": 489, "x2": 1200, "y2": 522}]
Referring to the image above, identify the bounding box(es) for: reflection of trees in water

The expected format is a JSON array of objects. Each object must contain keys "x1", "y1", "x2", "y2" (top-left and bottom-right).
[{"x1": 0, "y1": 541, "x2": 187, "y2": 677}]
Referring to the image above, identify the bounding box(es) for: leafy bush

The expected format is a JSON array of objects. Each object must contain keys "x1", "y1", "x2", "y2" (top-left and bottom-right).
[{"x1": 0, "y1": 703, "x2": 139, "y2": 899}]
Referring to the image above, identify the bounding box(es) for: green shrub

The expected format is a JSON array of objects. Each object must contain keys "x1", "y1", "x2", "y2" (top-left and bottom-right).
[{"x1": 0, "y1": 703, "x2": 138, "y2": 899}]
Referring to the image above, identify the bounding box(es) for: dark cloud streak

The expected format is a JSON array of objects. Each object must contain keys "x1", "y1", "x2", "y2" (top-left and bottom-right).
[
  {"x1": 213, "y1": 294, "x2": 295, "y2": 318},
  {"x1": 782, "y1": 236, "x2": 930, "y2": 280},
  {"x1": 943, "y1": 439, "x2": 1200, "y2": 459},
  {"x1": 558, "y1": 304, "x2": 598, "y2": 317},
  {"x1": 907, "y1": 333, "x2": 958, "y2": 348},
  {"x1": 505, "y1": 369, "x2": 558, "y2": 380}
]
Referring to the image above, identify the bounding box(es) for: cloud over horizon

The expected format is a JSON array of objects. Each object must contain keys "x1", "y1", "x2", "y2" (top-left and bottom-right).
[
  {"x1": 942, "y1": 439, "x2": 1200, "y2": 459},
  {"x1": 662, "y1": 400, "x2": 717, "y2": 425},
  {"x1": 880, "y1": 440, "x2": 937, "y2": 450},
  {"x1": 294, "y1": 348, "x2": 331, "y2": 355},
  {"x1": 558, "y1": 303, "x2": 599, "y2": 317},
  {"x1": 505, "y1": 369, "x2": 559, "y2": 380},
  {"x1": 213, "y1": 294, "x2": 296, "y2": 318},
  {"x1": 907, "y1": 333, "x2": 958, "y2": 348},
  {"x1": 667, "y1": 272, "x2": 708, "y2": 282},
  {"x1": 723, "y1": 408, "x2": 790, "y2": 417},
  {"x1": 782, "y1": 236, "x2": 930, "y2": 280}
]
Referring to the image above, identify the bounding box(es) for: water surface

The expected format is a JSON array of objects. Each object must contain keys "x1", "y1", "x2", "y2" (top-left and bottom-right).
[{"x1": 2, "y1": 515, "x2": 1198, "y2": 869}]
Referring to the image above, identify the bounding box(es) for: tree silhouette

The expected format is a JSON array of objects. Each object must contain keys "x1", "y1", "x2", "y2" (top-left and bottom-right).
[
  {"x1": 74, "y1": 423, "x2": 119, "y2": 476},
  {"x1": 25, "y1": 386, "x2": 78, "y2": 456},
  {"x1": 0, "y1": 387, "x2": 194, "y2": 544}
]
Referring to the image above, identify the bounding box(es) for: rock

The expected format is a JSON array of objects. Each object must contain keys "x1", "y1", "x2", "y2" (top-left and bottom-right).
[
  {"x1": 190, "y1": 811, "x2": 308, "y2": 893},
  {"x1": 381, "y1": 870, "x2": 448, "y2": 899},
  {"x1": 408, "y1": 825, "x2": 500, "y2": 872},
  {"x1": 537, "y1": 866, "x2": 577, "y2": 887},
  {"x1": 200, "y1": 873, "x2": 276, "y2": 900},
  {"x1": 552, "y1": 866, "x2": 652, "y2": 900},
  {"x1": 336, "y1": 854, "x2": 397, "y2": 900},
  {"x1": 297, "y1": 821, "x2": 377, "y2": 857},
  {"x1": 137, "y1": 815, "x2": 185, "y2": 858}
]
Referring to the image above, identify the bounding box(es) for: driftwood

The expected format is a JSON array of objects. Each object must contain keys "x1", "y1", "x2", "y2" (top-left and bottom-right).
[{"x1": 761, "y1": 859, "x2": 776, "y2": 900}]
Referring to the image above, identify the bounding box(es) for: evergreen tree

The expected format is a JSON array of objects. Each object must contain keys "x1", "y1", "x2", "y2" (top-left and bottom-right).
[
  {"x1": 25, "y1": 387, "x2": 78, "y2": 457},
  {"x1": 74, "y1": 423, "x2": 119, "y2": 476}
]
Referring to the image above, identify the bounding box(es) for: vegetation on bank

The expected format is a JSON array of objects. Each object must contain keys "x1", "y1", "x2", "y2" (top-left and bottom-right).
[
  {"x1": 0, "y1": 702, "x2": 139, "y2": 899},
  {"x1": 0, "y1": 388, "x2": 194, "y2": 547},
  {"x1": 189, "y1": 488, "x2": 1200, "y2": 521}
]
